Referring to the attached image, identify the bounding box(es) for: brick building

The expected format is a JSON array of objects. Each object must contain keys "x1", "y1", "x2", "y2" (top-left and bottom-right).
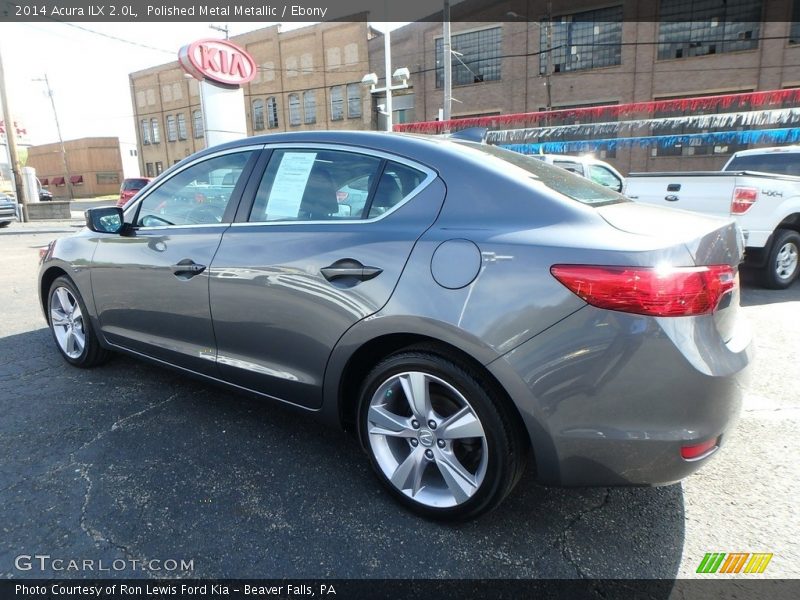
[
  {"x1": 371, "y1": 0, "x2": 800, "y2": 174},
  {"x1": 26, "y1": 137, "x2": 124, "y2": 199},
  {"x1": 129, "y1": 21, "x2": 374, "y2": 178},
  {"x1": 130, "y1": 1, "x2": 800, "y2": 176}
]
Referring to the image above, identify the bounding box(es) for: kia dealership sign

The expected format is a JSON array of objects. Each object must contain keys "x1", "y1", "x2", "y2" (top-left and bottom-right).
[{"x1": 178, "y1": 39, "x2": 256, "y2": 87}]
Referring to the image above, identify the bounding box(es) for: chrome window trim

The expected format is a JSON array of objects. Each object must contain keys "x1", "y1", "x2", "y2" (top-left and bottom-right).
[
  {"x1": 123, "y1": 144, "x2": 266, "y2": 231},
  {"x1": 232, "y1": 142, "x2": 438, "y2": 227}
]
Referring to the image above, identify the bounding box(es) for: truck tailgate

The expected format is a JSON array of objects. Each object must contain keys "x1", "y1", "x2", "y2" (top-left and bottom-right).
[{"x1": 624, "y1": 172, "x2": 737, "y2": 217}]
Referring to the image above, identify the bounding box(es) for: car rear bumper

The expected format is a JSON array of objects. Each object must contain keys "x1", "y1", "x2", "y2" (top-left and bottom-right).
[{"x1": 489, "y1": 305, "x2": 750, "y2": 486}]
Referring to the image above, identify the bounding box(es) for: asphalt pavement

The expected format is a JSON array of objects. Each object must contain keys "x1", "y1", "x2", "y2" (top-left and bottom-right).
[{"x1": 0, "y1": 222, "x2": 797, "y2": 580}]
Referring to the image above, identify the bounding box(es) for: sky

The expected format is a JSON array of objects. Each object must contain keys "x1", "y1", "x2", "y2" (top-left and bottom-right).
[{"x1": 0, "y1": 21, "x2": 401, "y2": 149}]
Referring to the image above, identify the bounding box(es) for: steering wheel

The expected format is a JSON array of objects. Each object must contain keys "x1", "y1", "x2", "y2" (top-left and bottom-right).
[{"x1": 185, "y1": 205, "x2": 223, "y2": 224}]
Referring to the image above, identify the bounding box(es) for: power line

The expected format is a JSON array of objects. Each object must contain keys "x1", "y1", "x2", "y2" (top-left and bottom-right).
[{"x1": 56, "y1": 21, "x2": 176, "y2": 55}]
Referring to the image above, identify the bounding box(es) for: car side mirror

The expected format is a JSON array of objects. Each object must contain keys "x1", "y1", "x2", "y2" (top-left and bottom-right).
[{"x1": 85, "y1": 206, "x2": 124, "y2": 234}]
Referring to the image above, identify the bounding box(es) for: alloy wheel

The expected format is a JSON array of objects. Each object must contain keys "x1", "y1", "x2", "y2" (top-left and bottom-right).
[
  {"x1": 775, "y1": 240, "x2": 799, "y2": 282},
  {"x1": 366, "y1": 371, "x2": 488, "y2": 508},
  {"x1": 50, "y1": 286, "x2": 86, "y2": 359}
]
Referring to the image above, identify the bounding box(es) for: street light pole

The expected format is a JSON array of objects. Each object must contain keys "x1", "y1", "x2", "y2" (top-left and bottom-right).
[
  {"x1": 443, "y1": 0, "x2": 452, "y2": 126},
  {"x1": 384, "y1": 26, "x2": 393, "y2": 131},
  {"x1": 33, "y1": 74, "x2": 72, "y2": 200}
]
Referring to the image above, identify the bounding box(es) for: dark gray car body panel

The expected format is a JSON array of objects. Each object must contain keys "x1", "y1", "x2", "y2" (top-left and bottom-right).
[{"x1": 39, "y1": 130, "x2": 751, "y2": 487}]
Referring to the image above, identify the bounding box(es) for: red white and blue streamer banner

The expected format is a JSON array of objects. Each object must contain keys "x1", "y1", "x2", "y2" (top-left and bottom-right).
[
  {"x1": 487, "y1": 108, "x2": 800, "y2": 144},
  {"x1": 501, "y1": 128, "x2": 800, "y2": 155},
  {"x1": 394, "y1": 88, "x2": 800, "y2": 135}
]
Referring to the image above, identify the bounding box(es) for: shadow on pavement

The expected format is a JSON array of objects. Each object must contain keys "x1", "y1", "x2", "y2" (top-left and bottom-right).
[
  {"x1": 739, "y1": 268, "x2": 800, "y2": 307},
  {"x1": 0, "y1": 328, "x2": 684, "y2": 583}
]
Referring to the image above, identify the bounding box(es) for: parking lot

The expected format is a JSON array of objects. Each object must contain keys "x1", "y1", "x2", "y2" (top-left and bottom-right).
[{"x1": 1, "y1": 221, "x2": 798, "y2": 579}]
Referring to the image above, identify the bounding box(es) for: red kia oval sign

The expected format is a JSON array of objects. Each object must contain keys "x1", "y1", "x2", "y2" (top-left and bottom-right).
[{"x1": 179, "y1": 39, "x2": 256, "y2": 87}]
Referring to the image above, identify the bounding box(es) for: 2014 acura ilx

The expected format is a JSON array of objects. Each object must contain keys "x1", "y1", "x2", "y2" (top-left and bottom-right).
[{"x1": 39, "y1": 132, "x2": 751, "y2": 520}]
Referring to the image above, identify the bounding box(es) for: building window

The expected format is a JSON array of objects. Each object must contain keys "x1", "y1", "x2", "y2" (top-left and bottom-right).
[
  {"x1": 252, "y1": 99, "x2": 265, "y2": 130},
  {"x1": 288, "y1": 93, "x2": 301, "y2": 125},
  {"x1": 166, "y1": 115, "x2": 177, "y2": 142},
  {"x1": 145, "y1": 162, "x2": 154, "y2": 177},
  {"x1": 267, "y1": 97, "x2": 279, "y2": 128},
  {"x1": 155, "y1": 161, "x2": 163, "y2": 175},
  {"x1": 303, "y1": 91, "x2": 317, "y2": 124},
  {"x1": 539, "y1": 6, "x2": 623, "y2": 74},
  {"x1": 96, "y1": 172, "x2": 120, "y2": 185},
  {"x1": 436, "y1": 26, "x2": 502, "y2": 88},
  {"x1": 652, "y1": 91, "x2": 751, "y2": 157},
  {"x1": 330, "y1": 86, "x2": 344, "y2": 121},
  {"x1": 141, "y1": 119, "x2": 151, "y2": 144},
  {"x1": 347, "y1": 83, "x2": 361, "y2": 118},
  {"x1": 791, "y1": 0, "x2": 800, "y2": 44},
  {"x1": 193, "y1": 110, "x2": 204, "y2": 138},
  {"x1": 658, "y1": 0, "x2": 761, "y2": 60},
  {"x1": 150, "y1": 118, "x2": 160, "y2": 144},
  {"x1": 177, "y1": 113, "x2": 187, "y2": 140}
]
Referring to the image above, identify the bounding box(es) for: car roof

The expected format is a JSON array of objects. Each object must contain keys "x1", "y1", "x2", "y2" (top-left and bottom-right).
[{"x1": 189, "y1": 131, "x2": 472, "y2": 165}]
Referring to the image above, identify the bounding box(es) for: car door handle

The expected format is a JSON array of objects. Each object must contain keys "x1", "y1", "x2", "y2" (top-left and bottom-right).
[
  {"x1": 171, "y1": 259, "x2": 206, "y2": 279},
  {"x1": 665, "y1": 195, "x2": 679, "y2": 202},
  {"x1": 321, "y1": 259, "x2": 383, "y2": 282}
]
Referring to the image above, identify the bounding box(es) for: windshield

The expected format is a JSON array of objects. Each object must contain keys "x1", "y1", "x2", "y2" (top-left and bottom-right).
[
  {"x1": 123, "y1": 179, "x2": 149, "y2": 191},
  {"x1": 724, "y1": 153, "x2": 800, "y2": 176},
  {"x1": 451, "y1": 142, "x2": 627, "y2": 206}
]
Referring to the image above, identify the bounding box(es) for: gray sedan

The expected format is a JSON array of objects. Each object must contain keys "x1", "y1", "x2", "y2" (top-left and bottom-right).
[{"x1": 38, "y1": 132, "x2": 751, "y2": 520}]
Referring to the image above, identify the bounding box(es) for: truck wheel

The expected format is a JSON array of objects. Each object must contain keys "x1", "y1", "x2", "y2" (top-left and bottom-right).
[{"x1": 763, "y1": 229, "x2": 800, "y2": 289}]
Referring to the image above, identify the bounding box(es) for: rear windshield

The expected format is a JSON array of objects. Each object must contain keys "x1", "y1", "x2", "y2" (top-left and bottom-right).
[
  {"x1": 724, "y1": 153, "x2": 800, "y2": 176},
  {"x1": 452, "y1": 142, "x2": 626, "y2": 206},
  {"x1": 122, "y1": 179, "x2": 149, "y2": 191}
]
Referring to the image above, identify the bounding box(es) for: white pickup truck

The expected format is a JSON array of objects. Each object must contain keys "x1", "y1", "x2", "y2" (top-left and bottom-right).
[{"x1": 624, "y1": 146, "x2": 800, "y2": 288}]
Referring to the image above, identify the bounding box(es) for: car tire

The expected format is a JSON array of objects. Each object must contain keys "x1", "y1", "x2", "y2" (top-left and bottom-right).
[
  {"x1": 47, "y1": 275, "x2": 110, "y2": 368},
  {"x1": 762, "y1": 229, "x2": 800, "y2": 289},
  {"x1": 358, "y1": 349, "x2": 528, "y2": 521},
  {"x1": 0, "y1": 221, "x2": 10, "y2": 228}
]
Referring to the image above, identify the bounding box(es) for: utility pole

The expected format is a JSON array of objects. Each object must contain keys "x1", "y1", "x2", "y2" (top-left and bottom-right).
[
  {"x1": 443, "y1": 0, "x2": 452, "y2": 128},
  {"x1": 544, "y1": 2, "x2": 553, "y2": 123},
  {"x1": 209, "y1": 24, "x2": 229, "y2": 39},
  {"x1": 33, "y1": 74, "x2": 72, "y2": 200},
  {"x1": 0, "y1": 46, "x2": 28, "y2": 220}
]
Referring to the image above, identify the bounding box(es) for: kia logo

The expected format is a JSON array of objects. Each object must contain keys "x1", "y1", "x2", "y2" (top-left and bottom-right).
[{"x1": 179, "y1": 39, "x2": 256, "y2": 87}]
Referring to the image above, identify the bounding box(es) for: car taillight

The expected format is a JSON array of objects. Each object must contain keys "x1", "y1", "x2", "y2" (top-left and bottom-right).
[
  {"x1": 550, "y1": 264, "x2": 737, "y2": 317},
  {"x1": 681, "y1": 437, "x2": 720, "y2": 460},
  {"x1": 731, "y1": 186, "x2": 758, "y2": 214}
]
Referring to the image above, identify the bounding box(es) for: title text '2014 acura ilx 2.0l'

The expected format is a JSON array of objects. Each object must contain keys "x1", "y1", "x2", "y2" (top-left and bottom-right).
[{"x1": 39, "y1": 132, "x2": 751, "y2": 520}]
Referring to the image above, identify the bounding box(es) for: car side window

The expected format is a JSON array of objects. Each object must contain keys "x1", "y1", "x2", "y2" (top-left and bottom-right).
[
  {"x1": 249, "y1": 149, "x2": 384, "y2": 222},
  {"x1": 367, "y1": 161, "x2": 427, "y2": 218},
  {"x1": 589, "y1": 165, "x2": 622, "y2": 192},
  {"x1": 554, "y1": 160, "x2": 584, "y2": 176},
  {"x1": 135, "y1": 151, "x2": 253, "y2": 227}
]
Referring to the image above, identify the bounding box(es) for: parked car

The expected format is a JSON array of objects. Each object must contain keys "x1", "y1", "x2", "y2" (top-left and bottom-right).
[
  {"x1": 36, "y1": 178, "x2": 54, "y2": 202},
  {"x1": 624, "y1": 145, "x2": 800, "y2": 288},
  {"x1": 530, "y1": 154, "x2": 625, "y2": 192},
  {"x1": 39, "y1": 132, "x2": 750, "y2": 520},
  {"x1": 0, "y1": 192, "x2": 17, "y2": 227},
  {"x1": 117, "y1": 177, "x2": 151, "y2": 207}
]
